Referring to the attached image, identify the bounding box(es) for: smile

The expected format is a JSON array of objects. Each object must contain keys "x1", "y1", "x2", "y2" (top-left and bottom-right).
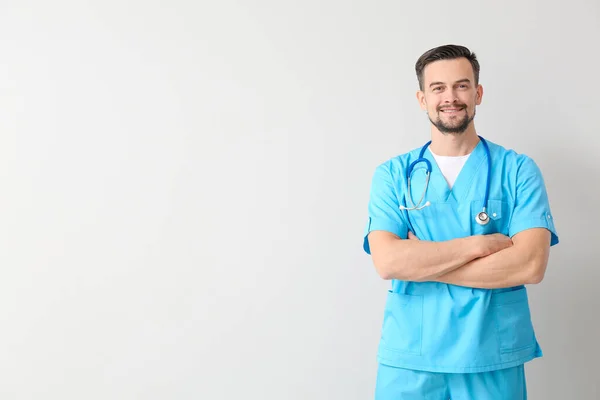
[{"x1": 440, "y1": 108, "x2": 465, "y2": 114}]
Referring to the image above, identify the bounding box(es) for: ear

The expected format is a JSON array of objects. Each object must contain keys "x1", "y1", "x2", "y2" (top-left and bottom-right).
[
  {"x1": 475, "y1": 84, "x2": 483, "y2": 105},
  {"x1": 416, "y1": 90, "x2": 427, "y2": 111}
]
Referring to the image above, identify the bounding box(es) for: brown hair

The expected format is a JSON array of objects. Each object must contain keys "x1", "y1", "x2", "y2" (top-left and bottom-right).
[{"x1": 415, "y1": 45, "x2": 480, "y2": 91}]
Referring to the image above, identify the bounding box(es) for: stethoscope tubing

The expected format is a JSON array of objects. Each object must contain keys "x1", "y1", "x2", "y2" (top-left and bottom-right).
[{"x1": 402, "y1": 136, "x2": 491, "y2": 225}]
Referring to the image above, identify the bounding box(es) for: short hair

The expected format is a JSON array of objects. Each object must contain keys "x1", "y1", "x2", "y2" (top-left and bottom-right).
[{"x1": 415, "y1": 44, "x2": 480, "y2": 91}]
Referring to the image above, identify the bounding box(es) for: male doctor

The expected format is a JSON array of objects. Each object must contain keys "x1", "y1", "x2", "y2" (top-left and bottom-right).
[{"x1": 363, "y1": 44, "x2": 559, "y2": 399}]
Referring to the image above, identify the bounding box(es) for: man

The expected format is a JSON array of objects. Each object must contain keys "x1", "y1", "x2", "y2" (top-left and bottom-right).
[{"x1": 363, "y1": 44, "x2": 559, "y2": 399}]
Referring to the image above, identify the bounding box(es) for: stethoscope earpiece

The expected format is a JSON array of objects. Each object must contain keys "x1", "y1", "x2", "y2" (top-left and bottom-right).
[{"x1": 400, "y1": 200, "x2": 431, "y2": 211}]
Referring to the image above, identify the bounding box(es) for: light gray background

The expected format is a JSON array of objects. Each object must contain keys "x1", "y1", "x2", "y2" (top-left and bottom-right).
[{"x1": 0, "y1": 1, "x2": 598, "y2": 399}]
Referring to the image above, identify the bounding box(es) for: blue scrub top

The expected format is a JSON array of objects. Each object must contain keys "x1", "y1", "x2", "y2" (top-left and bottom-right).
[{"x1": 363, "y1": 139, "x2": 559, "y2": 373}]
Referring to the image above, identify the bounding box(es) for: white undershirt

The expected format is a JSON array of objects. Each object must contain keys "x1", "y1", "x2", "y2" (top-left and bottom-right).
[{"x1": 430, "y1": 151, "x2": 471, "y2": 189}]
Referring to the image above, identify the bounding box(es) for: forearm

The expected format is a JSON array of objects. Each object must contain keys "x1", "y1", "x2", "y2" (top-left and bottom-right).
[
  {"x1": 379, "y1": 236, "x2": 482, "y2": 281},
  {"x1": 432, "y1": 245, "x2": 538, "y2": 289}
]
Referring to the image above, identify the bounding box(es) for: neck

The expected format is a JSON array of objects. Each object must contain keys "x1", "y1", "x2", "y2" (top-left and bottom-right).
[{"x1": 428, "y1": 127, "x2": 479, "y2": 156}]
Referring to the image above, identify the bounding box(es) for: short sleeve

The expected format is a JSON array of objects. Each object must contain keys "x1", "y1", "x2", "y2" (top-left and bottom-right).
[
  {"x1": 363, "y1": 163, "x2": 410, "y2": 254},
  {"x1": 508, "y1": 156, "x2": 559, "y2": 246}
]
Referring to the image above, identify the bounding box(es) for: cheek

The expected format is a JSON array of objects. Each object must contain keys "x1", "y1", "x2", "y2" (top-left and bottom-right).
[
  {"x1": 423, "y1": 95, "x2": 438, "y2": 110},
  {"x1": 458, "y1": 98, "x2": 474, "y2": 111},
  {"x1": 427, "y1": 101, "x2": 440, "y2": 112},
  {"x1": 466, "y1": 93, "x2": 479, "y2": 106}
]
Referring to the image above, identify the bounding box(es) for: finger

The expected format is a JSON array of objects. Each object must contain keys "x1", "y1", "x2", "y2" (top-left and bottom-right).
[{"x1": 408, "y1": 231, "x2": 419, "y2": 240}]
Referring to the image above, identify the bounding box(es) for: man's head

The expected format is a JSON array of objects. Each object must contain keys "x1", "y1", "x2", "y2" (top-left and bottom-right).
[{"x1": 415, "y1": 45, "x2": 483, "y2": 135}]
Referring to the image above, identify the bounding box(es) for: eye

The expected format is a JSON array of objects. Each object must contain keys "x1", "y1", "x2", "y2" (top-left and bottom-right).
[{"x1": 432, "y1": 87, "x2": 442, "y2": 92}]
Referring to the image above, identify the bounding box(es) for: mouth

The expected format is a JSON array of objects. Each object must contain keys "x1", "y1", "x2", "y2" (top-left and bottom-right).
[{"x1": 439, "y1": 107, "x2": 465, "y2": 114}]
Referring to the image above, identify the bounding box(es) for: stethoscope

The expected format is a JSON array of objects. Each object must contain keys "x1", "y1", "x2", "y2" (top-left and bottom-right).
[{"x1": 399, "y1": 135, "x2": 492, "y2": 226}]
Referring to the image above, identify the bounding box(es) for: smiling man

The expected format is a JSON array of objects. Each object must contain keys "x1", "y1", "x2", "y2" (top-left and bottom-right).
[{"x1": 363, "y1": 45, "x2": 559, "y2": 399}]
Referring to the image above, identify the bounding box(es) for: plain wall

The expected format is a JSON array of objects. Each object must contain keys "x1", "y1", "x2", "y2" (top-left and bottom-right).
[{"x1": 0, "y1": 0, "x2": 598, "y2": 399}]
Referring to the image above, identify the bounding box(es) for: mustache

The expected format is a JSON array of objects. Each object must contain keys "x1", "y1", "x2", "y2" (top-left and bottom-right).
[{"x1": 438, "y1": 105, "x2": 467, "y2": 111}]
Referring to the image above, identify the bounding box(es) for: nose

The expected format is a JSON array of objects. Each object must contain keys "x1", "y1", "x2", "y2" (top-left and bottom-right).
[{"x1": 442, "y1": 88, "x2": 459, "y2": 104}]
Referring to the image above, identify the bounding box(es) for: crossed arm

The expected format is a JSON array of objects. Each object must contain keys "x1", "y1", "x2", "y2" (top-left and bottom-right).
[{"x1": 367, "y1": 228, "x2": 551, "y2": 289}]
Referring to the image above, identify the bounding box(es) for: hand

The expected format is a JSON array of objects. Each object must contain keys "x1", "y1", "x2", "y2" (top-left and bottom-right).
[
  {"x1": 476, "y1": 233, "x2": 513, "y2": 257},
  {"x1": 408, "y1": 231, "x2": 419, "y2": 240}
]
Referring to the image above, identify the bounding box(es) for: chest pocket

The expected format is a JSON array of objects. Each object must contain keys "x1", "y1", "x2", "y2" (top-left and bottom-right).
[{"x1": 470, "y1": 199, "x2": 510, "y2": 236}]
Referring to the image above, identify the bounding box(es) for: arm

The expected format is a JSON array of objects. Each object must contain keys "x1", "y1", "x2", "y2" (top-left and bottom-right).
[
  {"x1": 367, "y1": 230, "x2": 512, "y2": 281},
  {"x1": 362, "y1": 163, "x2": 514, "y2": 281},
  {"x1": 428, "y1": 155, "x2": 558, "y2": 289},
  {"x1": 419, "y1": 228, "x2": 551, "y2": 289}
]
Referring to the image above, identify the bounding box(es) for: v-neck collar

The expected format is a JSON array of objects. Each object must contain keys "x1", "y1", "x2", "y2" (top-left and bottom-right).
[{"x1": 422, "y1": 139, "x2": 488, "y2": 205}]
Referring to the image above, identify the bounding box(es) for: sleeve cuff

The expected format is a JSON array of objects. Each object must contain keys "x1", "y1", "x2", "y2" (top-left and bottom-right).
[
  {"x1": 363, "y1": 216, "x2": 409, "y2": 254},
  {"x1": 509, "y1": 217, "x2": 559, "y2": 246}
]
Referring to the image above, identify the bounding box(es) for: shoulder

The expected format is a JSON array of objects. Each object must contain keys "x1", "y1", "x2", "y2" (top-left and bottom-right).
[
  {"x1": 487, "y1": 140, "x2": 537, "y2": 169},
  {"x1": 372, "y1": 146, "x2": 422, "y2": 176},
  {"x1": 485, "y1": 139, "x2": 542, "y2": 174}
]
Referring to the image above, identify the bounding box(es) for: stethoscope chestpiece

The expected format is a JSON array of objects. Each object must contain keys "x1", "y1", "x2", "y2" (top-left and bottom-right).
[{"x1": 475, "y1": 211, "x2": 490, "y2": 225}]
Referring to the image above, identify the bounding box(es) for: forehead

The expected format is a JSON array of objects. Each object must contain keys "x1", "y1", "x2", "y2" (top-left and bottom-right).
[{"x1": 422, "y1": 58, "x2": 475, "y2": 86}]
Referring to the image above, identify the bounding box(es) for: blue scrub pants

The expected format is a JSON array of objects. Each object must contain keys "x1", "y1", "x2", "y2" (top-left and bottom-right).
[{"x1": 375, "y1": 363, "x2": 527, "y2": 399}]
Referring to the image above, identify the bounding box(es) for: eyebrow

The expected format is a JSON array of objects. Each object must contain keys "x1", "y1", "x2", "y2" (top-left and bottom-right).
[{"x1": 429, "y1": 79, "x2": 472, "y2": 88}]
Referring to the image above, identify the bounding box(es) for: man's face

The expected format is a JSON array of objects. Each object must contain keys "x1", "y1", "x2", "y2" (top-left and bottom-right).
[{"x1": 417, "y1": 58, "x2": 483, "y2": 134}]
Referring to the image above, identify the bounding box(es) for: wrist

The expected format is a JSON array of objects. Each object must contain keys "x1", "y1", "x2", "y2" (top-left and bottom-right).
[{"x1": 463, "y1": 235, "x2": 485, "y2": 259}]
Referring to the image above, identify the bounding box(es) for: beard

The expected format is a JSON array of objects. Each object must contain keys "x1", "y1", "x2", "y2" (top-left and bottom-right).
[{"x1": 428, "y1": 106, "x2": 476, "y2": 134}]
